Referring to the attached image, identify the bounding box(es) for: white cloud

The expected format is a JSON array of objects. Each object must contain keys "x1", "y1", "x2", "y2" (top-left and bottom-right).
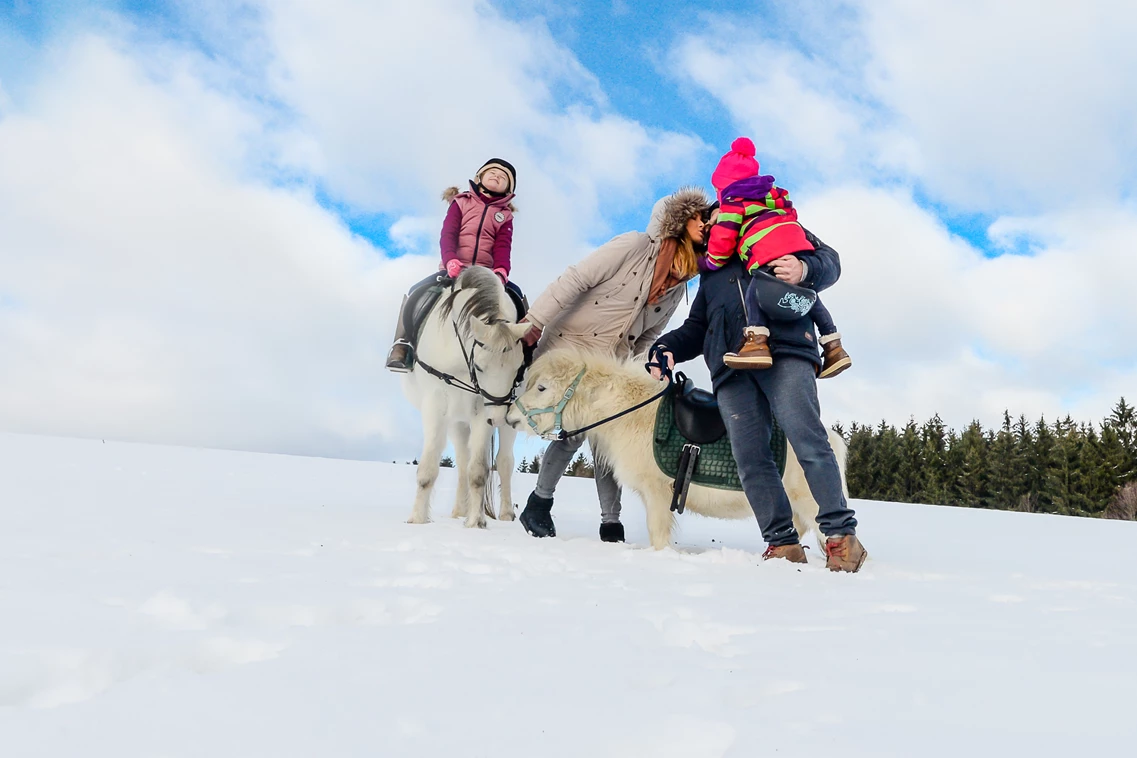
[
  {"x1": 676, "y1": 1, "x2": 1137, "y2": 212},
  {"x1": 674, "y1": 31, "x2": 870, "y2": 180},
  {"x1": 0, "y1": 2, "x2": 707, "y2": 459},
  {"x1": 255, "y1": 0, "x2": 705, "y2": 287},
  {"x1": 859, "y1": 0, "x2": 1137, "y2": 211},
  {"x1": 802, "y1": 185, "x2": 1137, "y2": 430},
  {"x1": 0, "y1": 34, "x2": 431, "y2": 458},
  {"x1": 670, "y1": 3, "x2": 1137, "y2": 432}
]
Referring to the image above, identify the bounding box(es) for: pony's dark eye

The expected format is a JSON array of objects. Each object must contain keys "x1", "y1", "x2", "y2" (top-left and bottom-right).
[{"x1": 536, "y1": 385, "x2": 546, "y2": 392}]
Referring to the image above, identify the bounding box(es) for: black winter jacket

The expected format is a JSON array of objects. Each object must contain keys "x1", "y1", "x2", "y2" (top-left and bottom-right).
[{"x1": 654, "y1": 229, "x2": 842, "y2": 390}]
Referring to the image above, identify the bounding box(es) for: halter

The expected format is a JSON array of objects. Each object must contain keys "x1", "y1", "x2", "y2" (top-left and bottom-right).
[
  {"x1": 514, "y1": 367, "x2": 586, "y2": 441},
  {"x1": 515, "y1": 366, "x2": 673, "y2": 442}
]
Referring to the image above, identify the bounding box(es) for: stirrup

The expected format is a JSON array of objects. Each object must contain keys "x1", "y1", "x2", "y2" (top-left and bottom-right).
[{"x1": 386, "y1": 340, "x2": 414, "y2": 373}]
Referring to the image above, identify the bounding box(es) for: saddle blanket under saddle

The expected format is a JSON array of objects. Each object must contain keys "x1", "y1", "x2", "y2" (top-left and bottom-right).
[{"x1": 652, "y1": 375, "x2": 786, "y2": 491}]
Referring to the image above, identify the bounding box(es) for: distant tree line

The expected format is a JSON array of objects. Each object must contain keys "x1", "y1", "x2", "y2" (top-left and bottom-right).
[
  {"x1": 517, "y1": 452, "x2": 595, "y2": 478},
  {"x1": 839, "y1": 398, "x2": 1137, "y2": 519}
]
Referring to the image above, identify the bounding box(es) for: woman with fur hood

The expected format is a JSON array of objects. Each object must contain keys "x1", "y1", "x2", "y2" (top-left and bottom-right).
[{"x1": 518, "y1": 187, "x2": 713, "y2": 543}]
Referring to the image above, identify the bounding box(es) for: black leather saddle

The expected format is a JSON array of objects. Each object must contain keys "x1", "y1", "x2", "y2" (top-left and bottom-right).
[
  {"x1": 505, "y1": 282, "x2": 528, "y2": 321},
  {"x1": 672, "y1": 372, "x2": 726, "y2": 444}
]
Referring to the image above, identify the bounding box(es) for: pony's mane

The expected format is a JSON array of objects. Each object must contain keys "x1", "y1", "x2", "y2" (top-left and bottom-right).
[
  {"x1": 438, "y1": 267, "x2": 512, "y2": 341},
  {"x1": 532, "y1": 348, "x2": 660, "y2": 399},
  {"x1": 434, "y1": 267, "x2": 520, "y2": 350}
]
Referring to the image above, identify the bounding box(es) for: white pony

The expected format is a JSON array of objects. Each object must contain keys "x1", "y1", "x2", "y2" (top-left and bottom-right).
[
  {"x1": 402, "y1": 266, "x2": 530, "y2": 528},
  {"x1": 506, "y1": 348, "x2": 849, "y2": 549}
]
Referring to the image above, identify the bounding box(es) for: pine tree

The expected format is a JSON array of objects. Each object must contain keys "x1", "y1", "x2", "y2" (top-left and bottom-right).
[
  {"x1": 1108, "y1": 398, "x2": 1137, "y2": 483},
  {"x1": 1079, "y1": 424, "x2": 1113, "y2": 516},
  {"x1": 898, "y1": 419, "x2": 923, "y2": 502},
  {"x1": 517, "y1": 457, "x2": 529, "y2": 473},
  {"x1": 845, "y1": 422, "x2": 876, "y2": 499},
  {"x1": 1012, "y1": 415, "x2": 1036, "y2": 511},
  {"x1": 565, "y1": 453, "x2": 594, "y2": 478},
  {"x1": 1029, "y1": 417, "x2": 1064, "y2": 514},
  {"x1": 953, "y1": 421, "x2": 990, "y2": 508},
  {"x1": 919, "y1": 414, "x2": 949, "y2": 504},
  {"x1": 875, "y1": 422, "x2": 904, "y2": 502}
]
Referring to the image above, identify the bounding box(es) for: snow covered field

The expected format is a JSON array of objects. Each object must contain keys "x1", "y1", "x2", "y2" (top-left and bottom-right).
[{"x1": 2, "y1": 431, "x2": 1135, "y2": 757}]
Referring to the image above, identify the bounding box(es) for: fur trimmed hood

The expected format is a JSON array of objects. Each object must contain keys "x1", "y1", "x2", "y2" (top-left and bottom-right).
[
  {"x1": 646, "y1": 186, "x2": 712, "y2": 241},
  {"x1": 443, "y1": 185, "x2": 517, "y2": 213}
]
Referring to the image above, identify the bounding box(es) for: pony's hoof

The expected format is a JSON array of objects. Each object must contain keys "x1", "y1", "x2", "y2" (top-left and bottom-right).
[
  {"x1": 498, "y1": 507, "x2": 516, "y2": 522},
  {"x1": 464, "y1": 519, "x2": 487, "y2": 530},
  {"x1": 407, "y1": 516, "x2": 431, "y2": 525}
]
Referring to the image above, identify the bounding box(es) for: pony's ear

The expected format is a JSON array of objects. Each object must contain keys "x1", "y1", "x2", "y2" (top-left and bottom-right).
[
  {"x1": 468, "y1": 318, "x2": 493, "y2": 344},
  {"x1": 507, "y1": 322, "x2": 531, "y2": 342}
]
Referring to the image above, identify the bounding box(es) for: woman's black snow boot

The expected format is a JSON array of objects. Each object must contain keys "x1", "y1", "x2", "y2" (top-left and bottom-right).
[
  {"x1": 519, "y1": 492, "x2": 556, "y2": 538},
  {"x1": 599, "y1": 522, "x2": 625, "y2": 543}
]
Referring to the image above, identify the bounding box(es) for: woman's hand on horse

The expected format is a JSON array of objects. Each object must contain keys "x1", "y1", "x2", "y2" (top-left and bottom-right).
[
  {"x1": 518, "y1": 316, "x2": 542, "y2": 347},
  {"x1": 769, "y1": 255, "x2": 804, "y2": 284}
]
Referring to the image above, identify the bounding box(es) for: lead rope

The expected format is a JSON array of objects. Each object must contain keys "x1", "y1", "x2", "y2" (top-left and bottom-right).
[{"x1": 554, "y1": 376, "x2": 674, "y2": 441}]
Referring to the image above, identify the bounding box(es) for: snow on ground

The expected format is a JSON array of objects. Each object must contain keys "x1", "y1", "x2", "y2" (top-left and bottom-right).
[{"x1": 1, "y1": 431, "x2": 1135, "y2": 757}]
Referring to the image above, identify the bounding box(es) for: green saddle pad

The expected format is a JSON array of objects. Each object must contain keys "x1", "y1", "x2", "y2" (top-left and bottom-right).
[{"x1": 653, "y1": 389, "x2": 786, "y2": 491}]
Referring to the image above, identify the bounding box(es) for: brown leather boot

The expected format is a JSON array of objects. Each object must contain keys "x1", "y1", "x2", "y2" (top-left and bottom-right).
[
  {"x1": 385, "y1": 295, "x2": 413, "y2": 373},
  {"x1": 818, "y1": 333, "x2": 851, "y2": 379},
  {"x1": 762, "y1": 543, "x2": 807, "y2": 564},
  {"x1": 723, "y1": 326, "x2": 773, "y2": 369},
  {"x1": 824, "y1": 534, "x2": 868, "y2": 572},
  {"x1": 386, "y1": 342, "x2": 412, "y2": 372}
]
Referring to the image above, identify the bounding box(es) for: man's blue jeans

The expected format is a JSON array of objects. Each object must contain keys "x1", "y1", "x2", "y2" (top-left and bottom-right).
[{"x1": 715, "y1": 358, "x2": 857, "y2": 545}]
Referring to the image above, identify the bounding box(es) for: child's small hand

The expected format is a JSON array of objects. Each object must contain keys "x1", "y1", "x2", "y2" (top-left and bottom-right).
[{"x1": 445, "y1": 260, "x2": 465, "y2": 278}]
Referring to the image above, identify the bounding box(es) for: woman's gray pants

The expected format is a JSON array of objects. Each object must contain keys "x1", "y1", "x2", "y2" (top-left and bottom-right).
[{"x1": 533, "y1": 436, "x2": 623, "y2": 524}]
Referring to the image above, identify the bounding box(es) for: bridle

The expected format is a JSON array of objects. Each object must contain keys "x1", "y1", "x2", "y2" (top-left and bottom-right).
[{"x1": 415, "y1": 319, "x2": 526, "y2": 408}]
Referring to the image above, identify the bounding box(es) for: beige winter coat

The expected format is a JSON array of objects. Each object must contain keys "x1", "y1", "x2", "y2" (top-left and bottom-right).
[{"x1": 526, "y1": 188, "x2": 711, "y2": 361}]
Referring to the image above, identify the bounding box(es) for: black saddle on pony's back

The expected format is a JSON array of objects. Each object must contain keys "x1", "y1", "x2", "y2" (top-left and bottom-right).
[{"x1": 671, "y1": 374, "x2": 726, "y2": 444}]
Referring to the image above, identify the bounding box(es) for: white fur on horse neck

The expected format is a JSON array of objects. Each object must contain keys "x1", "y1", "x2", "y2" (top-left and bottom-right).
[
  {"x1": 506, "y1": 348, "x2": 849, "y2": 550},
  {"x1": 403, "y1": 266, "x2": 530, "y2": 528}
]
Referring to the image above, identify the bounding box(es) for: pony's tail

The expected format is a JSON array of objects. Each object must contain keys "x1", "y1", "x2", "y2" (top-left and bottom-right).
[{"x1": 828, "y1": 428, "x2": 850, "y2": 499}]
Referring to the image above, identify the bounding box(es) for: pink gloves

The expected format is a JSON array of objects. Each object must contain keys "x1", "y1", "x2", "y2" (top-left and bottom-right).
[{"x1": 444, "y1": 261, "x2": 508, "y2": 285}]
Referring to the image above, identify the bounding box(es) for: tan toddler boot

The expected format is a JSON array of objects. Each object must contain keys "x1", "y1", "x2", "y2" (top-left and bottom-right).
[
  {"x1": 724, "y1": 326, "x2": 773, "y2": 369},
  {"x1": 818, "y1": 332, "x2": 852, "y2": 379}
]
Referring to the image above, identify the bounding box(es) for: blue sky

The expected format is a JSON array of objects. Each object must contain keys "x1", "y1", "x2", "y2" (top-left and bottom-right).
[
  {"x1": 2, "y1": 0, "x2": 1136, "y2": 461},
  {"x1": 0, "y1": 0, "x2": 1004, "y2": 251}
]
